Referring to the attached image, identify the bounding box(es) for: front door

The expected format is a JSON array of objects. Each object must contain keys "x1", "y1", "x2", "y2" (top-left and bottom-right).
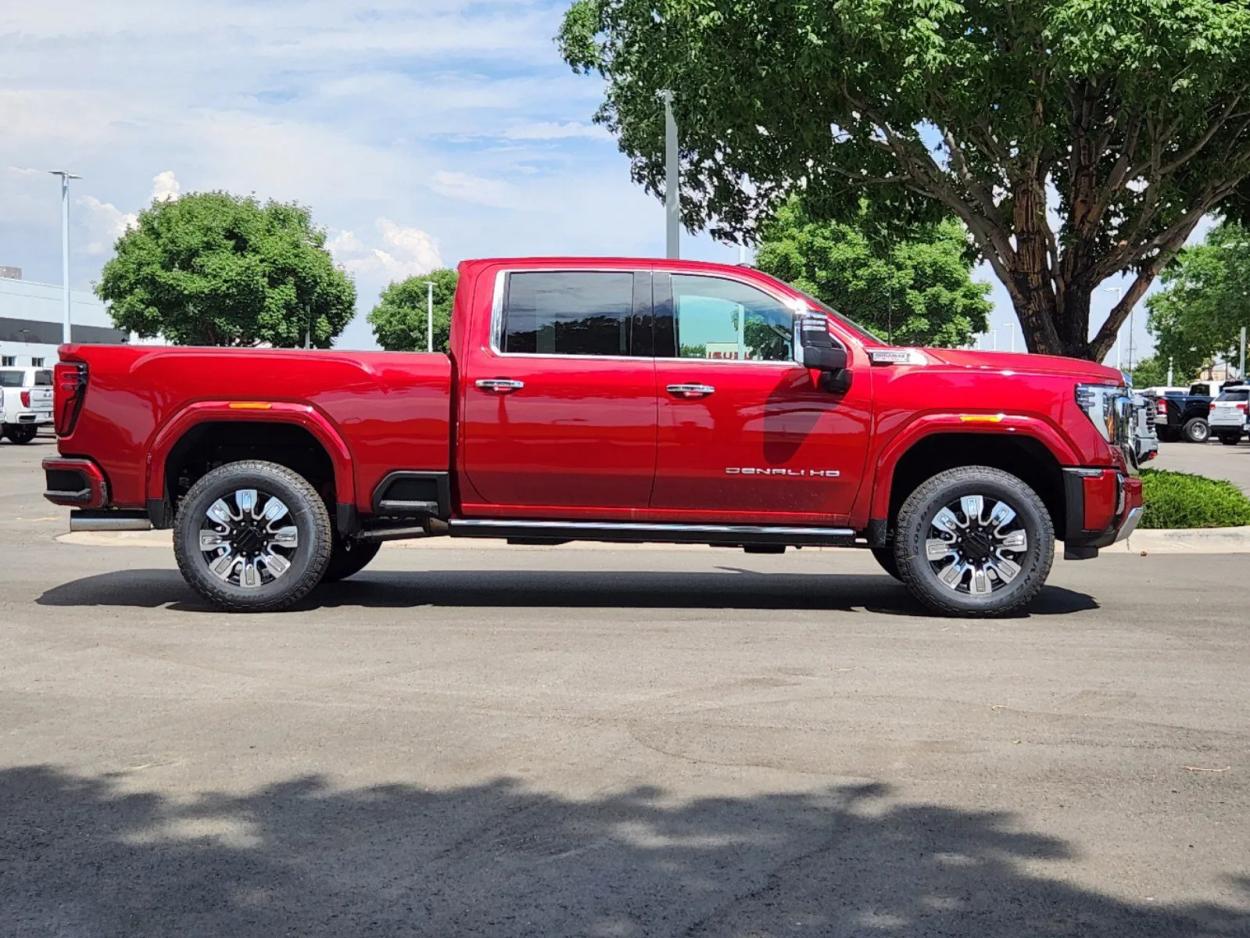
[
  {"x1": 459, "y1": 268, "x2": 657, "y2": 514},
  {"x1": 650, "y1": 272, "x2": 871, "y2": 523}
]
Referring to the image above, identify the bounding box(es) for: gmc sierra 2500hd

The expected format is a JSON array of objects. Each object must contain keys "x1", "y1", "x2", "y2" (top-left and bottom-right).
[{"x1": 44, "y1": 257, "x2": 1144, "y2": 616}]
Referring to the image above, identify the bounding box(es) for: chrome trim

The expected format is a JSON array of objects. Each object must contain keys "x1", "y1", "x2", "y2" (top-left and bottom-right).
[
  {"x1": 475, "y1": 378, "x2": 525, "y2": 392},
  {"x1": 1115, "y1": 506, "x2": 1144, "y2": 543},
  {"x1": 666, "y1": 383, "x2": 715, "y2": 397},
  {"x1": 69, "y1": 514, "x2": 153, "y2": 532},
  {"x1": 450, "y1": 519, "x2": 854, "y2": 538}
]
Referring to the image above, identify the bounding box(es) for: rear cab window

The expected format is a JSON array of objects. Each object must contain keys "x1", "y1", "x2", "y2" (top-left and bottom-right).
[
  {"x1": 500, "y1": 271, "x2": 638, "y2": 357},
  {"x1": 34, "y1": 370, "x2": 52, "y2": 387}
]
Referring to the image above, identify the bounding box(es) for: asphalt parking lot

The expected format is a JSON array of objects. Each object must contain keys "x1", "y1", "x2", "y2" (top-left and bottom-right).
[
  {"x1": 2, "y1": 435, "x2": 1249, "y2": 936},
  {"x1": 1155, "y1": 436, "x2": 1250, "y2": 494}
]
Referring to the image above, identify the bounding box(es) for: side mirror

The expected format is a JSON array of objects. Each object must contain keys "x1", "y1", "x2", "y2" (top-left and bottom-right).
[{"x1": 795, "y1": 313, "x2": 852, "y2": 392}]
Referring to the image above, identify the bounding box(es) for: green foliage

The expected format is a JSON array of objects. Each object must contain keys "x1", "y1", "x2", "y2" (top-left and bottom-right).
[
  {"x1": 1140, "y1": 469, "x2": 1250, "y2": 529},
  {"x1": 560, "y1": 0, "x2": 1250, "y2": 360},
  {"x1": 97, "y1": 192, "x2": 355, "y2": 347},
  {"x1": 1147, "y1": 221, "x2": 1250, "y2": 381},
  {"x1": 1128, "y1": 355, "x2": 1171, "y2": 389},
  {"x1": 755, "y1": 198, "x2": 990, "y2": 347},
  {"x1": 367, "y1": 269, "x2": 459, "y2": 353}
]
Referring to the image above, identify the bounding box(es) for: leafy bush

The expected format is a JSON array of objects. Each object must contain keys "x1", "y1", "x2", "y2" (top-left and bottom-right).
[{"x1": 1140, "y1": 469, "x2": 1250, "y2": 529}]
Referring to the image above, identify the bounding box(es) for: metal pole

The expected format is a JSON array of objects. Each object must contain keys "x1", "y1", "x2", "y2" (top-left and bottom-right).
[
  {"x1": 426, "y1": 281, "x2": 434, "y2": 353},
  {"x1": 1241, "y1": 326, "x2": 1247, "y2": 379},
  {"x1": 1168, "y1": 356, "x2": 1174, "y2": 387},
  {"x1": 662, "y1": 91, "x2": 680, "y2": 260}
]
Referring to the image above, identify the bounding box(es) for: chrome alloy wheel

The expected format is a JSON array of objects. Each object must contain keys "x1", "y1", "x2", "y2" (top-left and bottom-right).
[
  {"x1": 197, "y1": 488, "x2": 299, "y2": 589},
  {"x1": 925, "y1": 494, "x2": 1029, "y2": 596}
]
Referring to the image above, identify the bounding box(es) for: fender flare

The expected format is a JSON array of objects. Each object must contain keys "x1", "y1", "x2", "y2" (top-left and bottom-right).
[
  {"x1": 146, "y1": 401, "x2": 355, "y2": 508},
  {"x1": 866, "y1": 414, "x2": 1080, "y2": 522}
]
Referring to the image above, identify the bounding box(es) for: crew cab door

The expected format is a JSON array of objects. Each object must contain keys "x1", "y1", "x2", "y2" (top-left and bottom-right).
[
  {"x1": 649, "y1": 272, "x2": 871, "y2": 522},
  {"x1": 459, "y1": 268, "x2": 657, "y2": 513}
]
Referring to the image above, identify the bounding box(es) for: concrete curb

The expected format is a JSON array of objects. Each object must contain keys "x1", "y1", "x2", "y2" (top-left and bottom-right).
[{"x1": 55, "y1": 525, "x2": 1250, "y2": 554}]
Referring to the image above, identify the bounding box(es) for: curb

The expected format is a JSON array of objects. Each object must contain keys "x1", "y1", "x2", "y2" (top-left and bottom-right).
[{"x1": 55, "y1": 525, "x2": 1250, "y2": 555}]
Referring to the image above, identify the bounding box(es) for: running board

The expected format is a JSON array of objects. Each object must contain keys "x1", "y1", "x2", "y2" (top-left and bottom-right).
[{"x1": 447, "y1": 519, "x2": 856, "y2": 547}]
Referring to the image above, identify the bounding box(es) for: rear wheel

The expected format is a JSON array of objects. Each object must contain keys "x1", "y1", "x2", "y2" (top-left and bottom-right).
[
  {"x1": 173, "y1": 460, "x2": 332, "y2": 612},
  {"x1": 322, "y1": 538, "x2": 381, "y2": 582},
  {"x1": 1183, "y1": 418, "x2": 1209, "y2": 443},
  {"x1": 870, "y1": 546, "x2": 901, "y2": 581},
  {"x1": 894, "y1": 466, "x2": 1055, "y2": 617},
  {"x1": 3, "y1": 424, "x2": 37, "y2": 444}
]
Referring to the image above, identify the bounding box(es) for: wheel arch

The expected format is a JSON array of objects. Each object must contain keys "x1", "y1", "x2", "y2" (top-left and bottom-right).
[{"x1": 147, "y1": 403, "x2": 354, "y2": 528}]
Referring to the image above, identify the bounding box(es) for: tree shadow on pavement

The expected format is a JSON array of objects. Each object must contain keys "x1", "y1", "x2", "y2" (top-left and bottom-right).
[
  {"x1": 36, "y1": 568, "x2": 1098, "y2": 617},
  {"x1": 1, "y1": 766, "x2": 1243, "y2": 937}
]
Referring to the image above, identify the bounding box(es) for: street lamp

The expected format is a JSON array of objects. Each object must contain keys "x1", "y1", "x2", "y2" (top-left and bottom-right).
[{"x1": 48, "y1": 170, "x2": 81, "y2": 344}]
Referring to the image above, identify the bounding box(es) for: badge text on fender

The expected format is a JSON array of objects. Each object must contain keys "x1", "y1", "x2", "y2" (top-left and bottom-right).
[{"x1": 725, "y1": 468, "x2": 841, "y2": 478}]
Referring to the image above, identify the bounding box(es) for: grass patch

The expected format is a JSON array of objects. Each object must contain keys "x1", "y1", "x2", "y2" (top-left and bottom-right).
[{"x1": 1140, "y1": 469, "x2": 1250, "y2": 529}]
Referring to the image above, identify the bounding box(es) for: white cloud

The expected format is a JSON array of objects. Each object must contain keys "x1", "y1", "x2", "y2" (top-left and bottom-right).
[
  {"x1": 77, "y1": 170, "x2": 182, "y2": 254},
  {"x1": 329, "y1": 218, "x2": 443, "y2": 283},
  {"x1": 151, "y1": 170, "x2": 181, "y2": 202},
  {"x1": 430, "y1": 170, "x2": 518, "y2": 208},
  {"x1": 502, "y1": 121, "x2": 612, "y2": 141}
]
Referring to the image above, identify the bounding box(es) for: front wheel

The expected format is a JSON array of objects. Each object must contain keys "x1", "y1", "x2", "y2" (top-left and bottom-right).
[
  {"x1": 894, "y1": 466, "x2": 1055, "y2": 617},
  {"x1": 173, "y1": 460, "x2": 332, "y2": 612},
  {"x1": 3, "y1": 424, "x2": 38, "y2": 444},
  {"x1": 1183, "y1": 418, "x2": 1209, "y2": 443}
]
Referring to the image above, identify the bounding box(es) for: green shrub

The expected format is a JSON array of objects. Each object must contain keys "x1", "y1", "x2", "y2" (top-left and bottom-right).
[{"x1": 1140, "y1": 469, "x2": 1250, "y2": 529}]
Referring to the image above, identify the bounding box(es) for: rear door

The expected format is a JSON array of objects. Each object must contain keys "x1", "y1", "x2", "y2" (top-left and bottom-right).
[
  {"x1": 459, "y1": 268, "x2": 658, "y2": 513},
  {"x1": 649, "y1": 271, "x2": 871, "y2": 522}
]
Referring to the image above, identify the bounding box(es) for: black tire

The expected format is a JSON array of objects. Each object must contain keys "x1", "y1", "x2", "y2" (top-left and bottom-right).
[
  {"x1": 894, "y1": 466, "x2": 1055, "y2": 618},
  {"x1": 1183, "y1": 418, "x2": 1209, "y2": 443},
  {"x1": 173, "y1": 460, "x2": 332, "y2": 612},
  {"x1": 3, "y1": 424, "x2": 37, "y2": 444},
  {"x1": 322, "y1": 538, "x2": 381, "y2": 582},
  {"x1": 1219, "y1": 434, "x2": 1241, "y2": 446},
  {"x1": 870, "y1": 546, "x2": 902, "y2": 581}
]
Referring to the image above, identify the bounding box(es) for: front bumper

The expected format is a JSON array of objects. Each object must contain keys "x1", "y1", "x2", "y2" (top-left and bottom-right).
[{"x1": 1062, "y1": 468, "x2": 1144, "y2": 560}]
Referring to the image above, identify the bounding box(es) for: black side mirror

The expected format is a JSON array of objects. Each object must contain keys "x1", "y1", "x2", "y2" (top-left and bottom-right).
[{"x1": 796, "y1": 313, "x2": 852, "y2": 392}]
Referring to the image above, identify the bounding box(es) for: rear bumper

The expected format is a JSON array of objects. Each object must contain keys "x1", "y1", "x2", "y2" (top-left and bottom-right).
[
  {"x1": 42, "y1": 457, "x2": 109, "y2": 508},
  {"x1": 6, "y1": 411, "x2": 52, "y2": 425},
  {"x1": 1062, "y1": 468, "x2": 1144, "y2": 560}
]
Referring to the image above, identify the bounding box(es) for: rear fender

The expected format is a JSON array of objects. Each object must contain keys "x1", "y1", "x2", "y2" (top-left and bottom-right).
[{"x1": 146, "y1": 401, "x2": 355, "y2": 507}]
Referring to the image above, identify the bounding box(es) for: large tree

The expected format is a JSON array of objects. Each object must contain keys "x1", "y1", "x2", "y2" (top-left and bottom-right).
[
  {"x1": 560, "y1": 0, "x2": 1250, "y2": 360},
  {"x1": 97, "y1": 192, "x2": 355, "y2": 347},
  {"x1": 755, "y1": 198, "x2": 991, "y2": 347},
  {"x1": 367, "y1": 268, "x2": 459, "y2": 352},
  {"x1": 1147, "y1": 220, "x2": 1250, "y2": 380}
]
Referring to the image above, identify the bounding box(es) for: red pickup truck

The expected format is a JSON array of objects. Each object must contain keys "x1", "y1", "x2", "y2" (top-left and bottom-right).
[{"x1": 44, "y1": 257, "x2": 1143, "y2": 616}]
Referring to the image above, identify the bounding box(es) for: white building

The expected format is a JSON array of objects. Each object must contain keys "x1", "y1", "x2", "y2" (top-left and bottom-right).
[{"x1": 0, "y1": 269, "x2": 127, "y2": 368}]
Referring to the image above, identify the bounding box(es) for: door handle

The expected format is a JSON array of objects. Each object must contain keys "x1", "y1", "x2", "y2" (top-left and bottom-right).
[
  {"x1": 476, "y1": 378, "x2": 525, "y2": 393},
  {"x1": 666, "y1": 383, "x2": 716, "y2": 399}
]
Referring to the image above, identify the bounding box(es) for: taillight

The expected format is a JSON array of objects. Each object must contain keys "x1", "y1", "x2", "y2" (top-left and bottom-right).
[
  {"x1": 20, "y1": 390, "x2": 30, "y2": 407},
  {"x1": 1209, "y1": 403, "x2": 1217, "y2": 412},
  {"x1": 53, "y1": 361, "x2": 87, "y2": 436}
]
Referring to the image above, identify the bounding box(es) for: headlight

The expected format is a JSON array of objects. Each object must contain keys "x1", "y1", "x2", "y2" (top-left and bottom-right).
[{"x1": 1076, "y1": 383, "x2": 1130, "y2": 443}]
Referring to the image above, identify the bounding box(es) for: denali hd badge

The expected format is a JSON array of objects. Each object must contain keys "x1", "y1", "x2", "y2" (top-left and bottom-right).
[{"x1": 725, "y1": 468, "x2": 841, "y2": 478}]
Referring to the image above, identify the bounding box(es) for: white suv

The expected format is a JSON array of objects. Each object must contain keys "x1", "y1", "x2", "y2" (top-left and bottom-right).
[
  {"x1": 0, "y1": 367, "x2": 53, "y2": 444},
  {"x1": 1209, "y1": 385, "x2": 1249, "y2": 445}
]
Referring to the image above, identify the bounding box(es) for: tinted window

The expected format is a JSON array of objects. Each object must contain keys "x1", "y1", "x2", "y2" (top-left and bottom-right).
[
  {"x1": 34, "y1": 370, "x2": 52, "y2": 386},
  {"x1": 1217, "y1": 389, "x2": 1249, "y2": 402},
  {"x1": 672, "y1": 275, "x2": 794, "y2": 362},
  {"x1": 503, "y1": 271, "x2": 634, "y2": 356},
  {"x1": 0, "y1": 370, "x2": 23, "y2": 387}
]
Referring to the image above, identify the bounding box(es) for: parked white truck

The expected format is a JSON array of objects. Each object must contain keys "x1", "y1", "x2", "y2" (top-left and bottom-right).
[{"x1": 1, "y1": 367, "x2": 53, "y2": 444}]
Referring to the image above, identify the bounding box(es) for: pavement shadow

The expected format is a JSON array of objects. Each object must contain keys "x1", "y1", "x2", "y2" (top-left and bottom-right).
[
  {"x1": 2, "y1": 766, "x2": 1244, "y2": 937},
  {"x1": 36, "y1": 568, "x2": 1098, "y2": 617}
]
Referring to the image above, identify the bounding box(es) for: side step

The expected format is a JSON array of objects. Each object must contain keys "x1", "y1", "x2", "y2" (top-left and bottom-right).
[
  {"x1": 70, "y1": 510, "x2": 153, "y2": 532},
  {"x1": 447, "y1": 519, "x2": 855, "y2": 548}
]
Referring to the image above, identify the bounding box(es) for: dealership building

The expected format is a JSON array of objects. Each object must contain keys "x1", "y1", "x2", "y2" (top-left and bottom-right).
[{"x1": 0, "y1": 267, "x2": 127, "y2": 369}]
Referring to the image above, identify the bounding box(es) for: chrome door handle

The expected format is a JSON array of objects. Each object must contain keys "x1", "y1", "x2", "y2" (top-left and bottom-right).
[
  {"x1": 666, "y1": 383, "x2": 716, "y2": 399},
  {"x1": 476, "y1": 378, "x2": 525, "y2": 393}
]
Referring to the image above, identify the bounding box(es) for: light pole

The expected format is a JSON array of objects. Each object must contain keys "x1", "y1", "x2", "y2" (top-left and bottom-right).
[
  {"x1": 661, "y1": 90, "x2": 680, "y2": 260},
  {"x1": 1104, "y1": 284, "x2": 1130, "y2": 372},
  {"x1": 425, "y1": 280, "x2": 434, "y2": 353},
  {"x1": 49, "y1": 170, "x2": 81, "y2": 344}
]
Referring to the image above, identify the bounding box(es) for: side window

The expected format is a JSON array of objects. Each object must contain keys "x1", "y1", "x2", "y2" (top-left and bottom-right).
[
  {"x1": 671, "y1": 275, "x2": 794, "y2": 362},
  {"x1": 502, "y1": 271, "x2": 634, "y2": 356}
]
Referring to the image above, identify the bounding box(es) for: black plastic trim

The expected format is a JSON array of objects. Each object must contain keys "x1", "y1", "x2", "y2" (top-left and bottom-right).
[
  {"x1": 447, "y1": 519, "x2": 855, "y2": 547},
  {"x1": 371, "y1": 471, "x2": 451, "y2": 519}
]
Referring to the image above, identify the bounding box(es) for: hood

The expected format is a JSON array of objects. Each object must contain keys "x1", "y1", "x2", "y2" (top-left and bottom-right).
[{"x1": 920, "y1": 348, "x2": 1124, "y2": 384}]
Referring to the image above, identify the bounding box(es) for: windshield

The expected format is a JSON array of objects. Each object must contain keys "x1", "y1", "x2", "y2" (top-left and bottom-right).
[{"x1": 0, "y1": 371, "x2": 25, "y2": 388}]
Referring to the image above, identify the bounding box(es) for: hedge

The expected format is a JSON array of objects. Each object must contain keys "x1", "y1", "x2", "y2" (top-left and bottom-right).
[{"x1": 1140, "y1": 469, "x2": 1250, "y2": 529}]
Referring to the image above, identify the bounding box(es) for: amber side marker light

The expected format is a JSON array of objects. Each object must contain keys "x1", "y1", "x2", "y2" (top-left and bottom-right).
[
  {"x1": 959, "y1": 414, "x2": 1006, "y2": 423},
  {"x1": 228, "y1": 401, "x2": 273, "y2": 410}
]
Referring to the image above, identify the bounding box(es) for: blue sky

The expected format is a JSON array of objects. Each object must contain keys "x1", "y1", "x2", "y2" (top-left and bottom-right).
[{"x1": 0, "y1": 0, "x2": 1183, "y2": 358}]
